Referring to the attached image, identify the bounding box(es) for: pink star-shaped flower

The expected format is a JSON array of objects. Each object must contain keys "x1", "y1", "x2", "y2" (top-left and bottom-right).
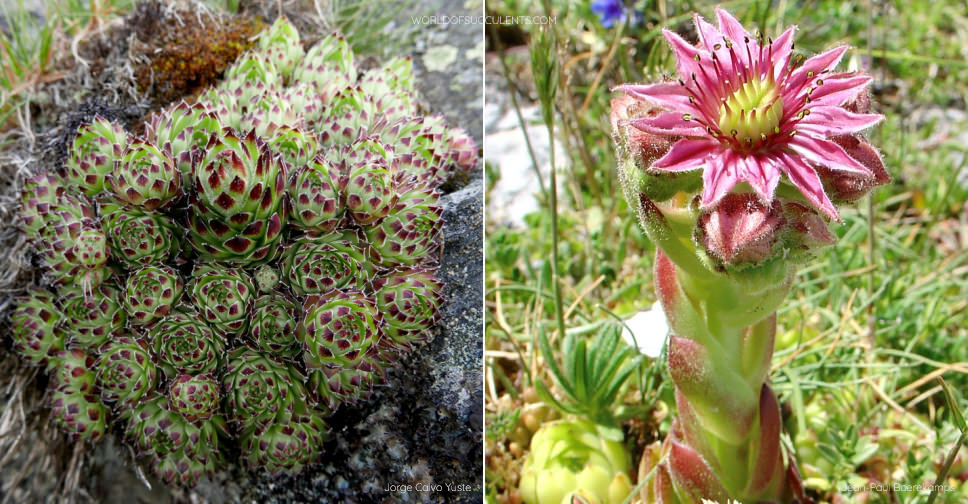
[{"x1": 617, "y1": 8, "x2": 883, "y2": 220}]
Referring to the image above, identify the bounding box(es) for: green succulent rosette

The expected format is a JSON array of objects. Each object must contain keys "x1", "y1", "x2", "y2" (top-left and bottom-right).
[
  {"x1": 168, "y1": 373, "x2": 220, "y2": 422},
  {"x1": 47, "y1": 347, "x2": 98, "y2": 397},
  {"x1": 518, "y1": 419, "x2": 633, "y2": 504},
  {"x1": 109, "y1": 139, "x2": 181, "y2": 211},
  {"x1": 365, "y1": 181, "x2": 443, "y2": 268},
  {"x1": 102, "y1": 203, "x2": 179, "y2": 267},
  {"x1": 266, "y1": 124, "x2": 317, "y2": 169},
  {"x1": 291, "y1": 32, "x2": 355, "y2": 99},
  {"x1": 288, "y1": 153, "x2": 345, "y2": 234},
  {"x1": 198, "y1": 88, "x2": 242, "y2": 131},
  {"x1": 48, "y1": 386, "x2": 108, "y2": 443},
  {"x1": 307, "y1": 353, "x2": 384, "y2": 410},
  {"x1": 253, "y1": 264, "x2": 281, "y2": 293},
  {"x1": 123, "y1": 265, "x2": 184, "y2": 325},
  {"x1": 146, "y1": 101, "x2": 221, "y2": 183},
  {"x1": 222, "y1": 347, "x2": 306, "y2": 428},
  {"x1": 150, "y1": 450, "x2": 219, "y2": 488},
  {"x1": 189, "y1": 265, "x2": 254, "y2": 335},
  {"x1": 96, "y1": 336, "x2": 157, "y2": 406},
  {"x1": 10, "y1": 289, "x2": 64, "y2": 365},
  {"x1": 220, "y1": 52, "x2": 280, "y2": 107},
  {"x1": 316, "y1": 87, "x2": 373, "y2": 146},
  {"x1": 249, "y1": 295, "x2": 300, "y2": 358},
  {"x1": 64, "y1": 115, "x2": 127, "y2": 196},
  {"x1": 297, "y1": 289, "x2": 383, "y2": 370},
  {"x1": 255, "y1": 17, "x2": 304, "y2": 81},
  {"x1": 17, "y1": 173, "x2": 63, "y2": 238},
  {"x1": 124, "y1": 393, "x2": 223, "y2": 466},
  {"x1": 59, "y1": 284, "x2": 126, "y2": 349},
  {"x1": 187, "y1": 129, "x2": 288, "y2": 264},
  {"x1": 239, "y1": 409, "x2": 329, "y2": 476},
  {"x1": 339, "y1": 139, "x2": 396, "y2": 225},
  {"x1": 150, "y1": 308, "x2": 227, "y2": 376},
  {"x1": 240, "y1": 92, "x2": 302, "y2": 138},
  {"x1": 282, "y1": 232, "x2": 370, "y2": 296},
  {"x1": 372, "y1": 268, "x2": 444, "y2": 349}
]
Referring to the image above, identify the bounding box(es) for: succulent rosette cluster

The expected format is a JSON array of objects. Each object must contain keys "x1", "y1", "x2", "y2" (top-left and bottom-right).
[
  {"x1": 9, "y1": 16, "x2": 475, "y2": 487},
  {"x1": 611, "y1": 9, "x2": 887, "y2": 503}
]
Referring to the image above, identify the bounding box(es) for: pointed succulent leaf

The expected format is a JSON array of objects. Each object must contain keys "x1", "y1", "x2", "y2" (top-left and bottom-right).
[
  {"x1": 220, "y1": 52, "x2": 281, "y2": 108},
  {"x1": 146, "y1": 101, "x2": 221, "y2": 182},
  {"x1": 292, "y1": 32, "x2": 356, "y2": 96},
  {"x1": 123, "y1": 265, "x2": 184, "y2": 325}
]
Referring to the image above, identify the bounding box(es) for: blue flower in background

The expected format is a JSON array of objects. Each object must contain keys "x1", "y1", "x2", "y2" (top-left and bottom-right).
[{"x1": 591, "y1": 0, "x2": 626, "y2": 28}]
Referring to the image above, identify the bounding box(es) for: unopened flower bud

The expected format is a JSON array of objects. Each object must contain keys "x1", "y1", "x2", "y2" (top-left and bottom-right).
[
  {"x1": 817, "y1": 135, "x2": 891, "y2": 203},
  {"x1": 782, "y1": 201, "x2": 837, "y2": 255},
  {"x1": 697, "y1": 193, "x2": 784, "y2": 266}
]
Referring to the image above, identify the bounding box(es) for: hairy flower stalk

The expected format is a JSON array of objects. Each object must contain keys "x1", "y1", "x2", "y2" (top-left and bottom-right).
[{"x1": 612, "y1": 9, "x2": 887, "y2": 503}]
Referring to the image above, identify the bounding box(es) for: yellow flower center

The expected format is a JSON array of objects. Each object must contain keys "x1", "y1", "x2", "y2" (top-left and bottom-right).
[{"x1": 718, "y1": 76, "x2": 784, "y2": 149}]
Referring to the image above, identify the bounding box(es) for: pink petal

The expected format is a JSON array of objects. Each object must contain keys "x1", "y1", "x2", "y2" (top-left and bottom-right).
[
  {"x1": 694, "y1": 12, "x2": 723, "y2": 52},
  {"x1": 716, "y1": 8, "x2": 755, "y2": 49},
  {"x1": 787, "y1": 45, "x2": 848, "y2": 90},
  {"x1": 769, "y1": 26, "x2": 796, "y2": 80},
  {"x1": 806, "y1": 73, "x2": 872, "y2": 107},
  {"x1": 787, "y1": 134, "x2": 872, "y2": 175},
  {"x1": 631, "y1": 112, "x2": 707, "y2": 137},
  {"x1": 652, "y1": 138, "x2": 720, "y2": 172},
  {"x1": 796, "y1": 106, "x2": 883, "y2": 136},
  {"x1": 700, "y1": 149, "x2": 740, "y2": 207},
  {"x1": 615, "y1": 83, "x2": 702, "y2": 115},
  {"x1": 777, "y1": 150, "x2": 839, "y2": 221},
  {"x1": 739, "y1": 154, "x2": 781, "y2": 203},
  {"x1": 662, "y1": 29, "x2": 703, "y2": 81}
]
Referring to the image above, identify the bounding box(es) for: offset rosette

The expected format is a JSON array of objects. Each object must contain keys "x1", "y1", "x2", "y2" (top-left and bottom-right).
[
  {"x1": 444, "y1": 126, "x2": 478, "y2": 174},
  {"x1": 266, "y1": 125, "x2": 317, "y2": 168},
  {"x1": 47, "y1": 349, "x2": 108, "y2": 444},
  {"x1": 282, "y1": 232, "x2": 370, "y2": 296},
  {"x1": 240, "y1": 409, "x2": 329, "y2": 476},
  {"x1": 372, "y1": 268, "x2": 444, "y2": 349},
  {"x1": 308, "y1": 353, "x2": 384, "y2": 409},
  {"x1": 291, "y1": 32, "x2": 356, "y2": 99},
  {"x1": 150, "y1": 308, "x2": 226, "y2": 376},
  {"x1": 198, "y1": 88, "x2": 242, "y2": 131},
  {"x1": 96, "y1": 336, "x2": 157, "y2": 406},
  {"x1": 59, "y1": 284, "x2": 126, "y2": 349},
  {"x1": 188, "y1": 130, "x2": 288, "y2": 264},
  {"x1": 358, "y1": 56, "x2": 417, "y2": 120},
  {"x1": 253, "y1": 264, "x2": 281, "y2": 293},
  {"x1": 255, "y1": 17, "x2": 304, "y2": 80},
  {"x1": 10, "y1": 289, "x2": 64, "y2": 365},
  {"x1": 222, "y1": 347, "x2": 306, "y2": 427},
  {"x1": 145, "y1": 101, "x2": 221, "y2": 182},
  {"x1": 189, "y1": 265, "x2": 254, "y2": 335},
  {"x1": 123, "y1": 393, "x2": 223, "y2": 486},
  {"x1": 168, "y1": 373, "x2": 220, "y2": 422},
  {"x1": 64, "y1": 115, "x2": 127, "y2": 196},
  {"x1": 220, "y1": 52, "x2": 280, "y2": 108},
  {"x1": 288, "y1": 153, "x2": 346, "y2": 234},
  {"x1": 18, "y1": 173, "x2": 63, "y2": 238},
  {"x1": 123, "y1": 265, "x2": 184, "y2": 325},
  {"x1": 337, "y1": 138, "x2": 395, "y2": 225},
  {"x1": 249, "y1": 295, "x2": 300, "y2": 358},
  {"x1": 102, "y1": 203, "x2": 179, "y2": 267},
  {"x1": 377, "y1": 115, "x2": 449, "y2": 184},
  {"x1": 297, "y1": 289, "x2": 383, "y2": 370},
  {"x1": 365, "y1": 181, "x2": 443, "y2": 268},
  {"x1": 316, "y1": 87, "x2": 373, "y2": 145},
  {"x1": 109, "y1": 139, "x2": 181, "y2": 211},
  {"x1": 48, "y1": 348, "x2": 98, "y2": 396},
  {"x1": 241, "y1": 92, "x2": 303, "y2": 138}
]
